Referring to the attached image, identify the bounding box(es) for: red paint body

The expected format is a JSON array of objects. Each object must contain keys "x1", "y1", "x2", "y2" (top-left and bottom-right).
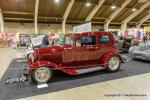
[{"x1": 28, "y1": 31, "x2": 122, "y2": 75}]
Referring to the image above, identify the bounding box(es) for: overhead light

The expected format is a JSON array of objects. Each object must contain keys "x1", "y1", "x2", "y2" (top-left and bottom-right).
[
  {"x1": 132, "y1": 8, "x2": 136, "y2": 12},
  {"x1": 111, "y1": 5, "x2": 116, "y2": 10},
  {"x1": 86, "y1": 2, "x2": 91, "y2": 7},
  {"x1": 54, "y1": 0, "x2": 60, "y2": 3}
]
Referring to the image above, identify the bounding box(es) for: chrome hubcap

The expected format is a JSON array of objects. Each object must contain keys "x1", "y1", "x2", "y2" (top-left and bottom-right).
[
  {"x1": 34, "y1": 67, "x2": 50, "y2": 83},
  {"x1": 108, "y1": 56, "x2": 120, "y2": 70}
]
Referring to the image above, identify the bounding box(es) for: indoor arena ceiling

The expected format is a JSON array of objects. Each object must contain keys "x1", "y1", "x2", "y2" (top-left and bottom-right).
[{"x1": 0, "y1": 0, "x2": 150, "y2": 26}]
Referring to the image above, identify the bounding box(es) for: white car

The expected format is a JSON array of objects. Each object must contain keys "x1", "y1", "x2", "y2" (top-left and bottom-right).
[
  {"x1": 24, "y1": 35, "x2": 44, "y2": 58},
  {"x1": 24, "y1": 35, "x2": 60, "y2": 58},
  {"x1": 24, "y1": 43, "x2": 34, "y2": 58},
  {"x1": 129, "y1": 41, "x2": 150, "y2": 61}
]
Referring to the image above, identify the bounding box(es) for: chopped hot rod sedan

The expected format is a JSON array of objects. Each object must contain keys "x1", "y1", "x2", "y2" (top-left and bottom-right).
[{"x1": 28, "y1": 31, "x2": 123, "y2": 83}]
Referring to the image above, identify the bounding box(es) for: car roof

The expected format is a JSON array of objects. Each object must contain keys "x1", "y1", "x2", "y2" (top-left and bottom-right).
[{"x1": 65, "y1": 31, "x2": 112, "y2": 37}]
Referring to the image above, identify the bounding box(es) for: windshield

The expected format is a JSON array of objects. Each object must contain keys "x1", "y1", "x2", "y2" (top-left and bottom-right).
[{"x1": 59, "y1": 36, "x2": 73, "y2": 45}]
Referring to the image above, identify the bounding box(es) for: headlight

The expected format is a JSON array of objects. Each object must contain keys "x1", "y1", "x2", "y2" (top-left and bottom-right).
[{"x1": 30, "y1": 53, "x2": 35, "y2": 62}]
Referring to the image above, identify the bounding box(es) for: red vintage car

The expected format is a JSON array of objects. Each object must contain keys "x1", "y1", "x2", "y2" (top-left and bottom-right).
[{"x1": 28, "y1": 31, "x2": 123, "y2": 83}]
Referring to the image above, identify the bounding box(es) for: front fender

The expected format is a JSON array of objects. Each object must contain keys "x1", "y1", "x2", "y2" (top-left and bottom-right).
[
  {"x1": 29, "y1": 61, "x2": 77, "y2": 75},
  {"x1": 29, "y1": 61, "x2": 59, "y2": 71}
]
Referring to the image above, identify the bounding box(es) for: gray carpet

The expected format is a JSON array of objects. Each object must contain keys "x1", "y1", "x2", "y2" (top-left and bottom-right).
[{"x1": 0, "y1": 54, "x2": 150, "y2": 100}]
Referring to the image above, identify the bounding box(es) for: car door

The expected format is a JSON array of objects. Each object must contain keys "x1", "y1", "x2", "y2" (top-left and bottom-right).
[
  {"x1": 62, "y1": 36, "x2": 74, "y2": 64},
  {"x1": 73, "y1": 35, "x2": 100, "y2": 66},
  {"x1": 97, "y1": 34, "x2": 114, "y2": 59}
]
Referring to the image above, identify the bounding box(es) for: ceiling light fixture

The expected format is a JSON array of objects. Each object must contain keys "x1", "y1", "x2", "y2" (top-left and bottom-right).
[
  {"x1": 111, "y1": 5, "x2": 116, "y2": 10},
  {"x1": 86, "y1": 2, "x2": 91, "y2": 7},
  {"x1": 132, "y1": 8, "x2": 136, "y2": 12},
  {"x1": 55, "y1": 0, "x2": 60, "y2": 3}
]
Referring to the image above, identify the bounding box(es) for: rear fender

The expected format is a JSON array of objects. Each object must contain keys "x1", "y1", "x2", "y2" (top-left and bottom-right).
[{"x1": 99, "y1": 51, "x2": 123, "y2": 68}]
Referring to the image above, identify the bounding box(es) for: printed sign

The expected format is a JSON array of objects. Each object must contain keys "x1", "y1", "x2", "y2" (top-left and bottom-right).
[
  {"x1": 73, "y1": 22, "x2": 91, "y2": 33},
  {"x1": 31, "y1": 35, "x2": 44, "y2": 46},
  {"x1": 5, "y1": 75, "x2": 28, "y2": 84}
]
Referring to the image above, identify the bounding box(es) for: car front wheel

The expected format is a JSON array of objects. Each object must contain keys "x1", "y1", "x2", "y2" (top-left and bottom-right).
[
  {"x1": 31, "y1": 66, "x2": 53, "y2": 83},
  {"x1": 106, "y1": 56, "x2": 121, "y2": 72}
]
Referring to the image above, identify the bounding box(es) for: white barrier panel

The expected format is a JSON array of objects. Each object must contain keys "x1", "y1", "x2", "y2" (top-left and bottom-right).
[
  {"x1": 31, "y1": 35, "x2": 44, "y2": 46},
  {"x1": 73, "y1": 22, "x2": 91, "y2": 33}
]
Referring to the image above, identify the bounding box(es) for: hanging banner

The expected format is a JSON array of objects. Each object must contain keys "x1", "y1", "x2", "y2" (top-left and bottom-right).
[{"x1": 73, "y1": 22, "x2": 91, "y2": 33}]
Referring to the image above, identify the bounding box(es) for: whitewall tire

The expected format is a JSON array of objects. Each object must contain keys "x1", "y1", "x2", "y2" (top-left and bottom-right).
[
  {"x1": 106, "y1": 56, "x2": 121, "y2": 72},
  {"x1": 31, "y1": 66, "x2": 53, "y2": 83}
]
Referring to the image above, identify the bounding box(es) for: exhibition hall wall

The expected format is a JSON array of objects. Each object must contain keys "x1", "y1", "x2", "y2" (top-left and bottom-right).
[
  {"x1": 4, "y1": 22, "x2": 121, "y2": 34},
  {"x1": 4, "y1": 22, "x2": 73, "y2": 34}
]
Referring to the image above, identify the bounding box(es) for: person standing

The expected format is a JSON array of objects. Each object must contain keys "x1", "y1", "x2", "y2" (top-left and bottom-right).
[
  {"x1": 41, "y1": 34, "x2": 50, "y2": 47},
  {"x1": 143, "y1": 33, "x2": 148, "y2": 43}
]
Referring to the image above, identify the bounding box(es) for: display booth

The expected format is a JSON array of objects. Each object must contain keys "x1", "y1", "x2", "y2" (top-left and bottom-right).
[
  {"x1": 0, "y1": 32, "x2": 16, "y2": 47},
  {"x1": 18, "y1": 34, "x2": 30, "y2": 46}
]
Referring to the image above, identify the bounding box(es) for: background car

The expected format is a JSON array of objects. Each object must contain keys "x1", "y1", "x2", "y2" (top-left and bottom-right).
[
  {"x1": 115, "y1": 35, "x2": 132, "y2": 52},
  {"x1": 24, "y1": 35, "x2": 60, "y2": 58},
  {"x1": 129, "y1": 41, "x2": 150, "y2": 61},
  {"x1": 24, "y1": 35, "x2": 44, "y2": 58}
]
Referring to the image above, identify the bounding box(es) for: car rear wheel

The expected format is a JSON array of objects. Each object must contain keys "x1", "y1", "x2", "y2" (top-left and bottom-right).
[
  {"x1": 106, "y1": 56, "x2": 120, "y2": 72},
  {"x1": 31, "y1": 66, "x2": 53, "y2": 83}
]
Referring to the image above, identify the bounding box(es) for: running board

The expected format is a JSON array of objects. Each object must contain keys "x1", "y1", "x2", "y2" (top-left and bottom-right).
[{"x1": 75, "y1": 66, "x2": 105, "y2": 74}]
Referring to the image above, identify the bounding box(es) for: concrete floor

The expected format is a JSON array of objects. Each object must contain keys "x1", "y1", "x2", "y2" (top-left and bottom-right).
[{"x1": 0, "y1": 48, "x2": 150, "y2": 100}]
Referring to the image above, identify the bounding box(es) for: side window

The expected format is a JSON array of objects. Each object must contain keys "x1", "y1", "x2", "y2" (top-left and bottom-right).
[
  {"x1": 65, "y1": 36, "x2": 73, "y2": 45},
  {"x1": 76, "y1": 36, "x2": 96, "y2": 46},
  {"x1": 99, "y1": 35, "x2": 110, "y2": 43}
]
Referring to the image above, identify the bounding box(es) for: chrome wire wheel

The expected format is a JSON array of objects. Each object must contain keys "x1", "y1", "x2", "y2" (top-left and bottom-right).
[
  {"x1": 107, "y1": 56, "x2": 120, "y2": 71},
  {"x1": 33, "y1": 67, "x2": 52, "y2": 83}
]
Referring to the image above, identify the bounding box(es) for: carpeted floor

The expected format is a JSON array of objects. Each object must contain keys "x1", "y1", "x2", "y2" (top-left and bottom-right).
[{"x1": 0, "y1": 55, "x2": 150, "y2": 100}]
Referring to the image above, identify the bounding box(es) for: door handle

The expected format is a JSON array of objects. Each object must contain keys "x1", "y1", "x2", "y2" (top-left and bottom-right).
[
  {"x1": 89, "y1": 46, "x2": 95, "y2": 49},
  {"x1": 64, "y1": 48, "x2": 72, "y2": 50},
  {"x1": 88, "y1": 46, "x2": 99, "y2": 50}
]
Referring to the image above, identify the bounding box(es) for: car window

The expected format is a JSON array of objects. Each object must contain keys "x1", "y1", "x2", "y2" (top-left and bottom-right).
[
  {"x1": 76, "y1": 36, "x2": 96, "y2": 46},
  {"x1": 59, "y1": 36, "x2": 73, "y2": 45},
  {"x1": 99, "y1": 35, "x2": 110, "y2": 43},
  {"x1": 65, "y1": 36, "x2": 72, "y2": 44}
]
